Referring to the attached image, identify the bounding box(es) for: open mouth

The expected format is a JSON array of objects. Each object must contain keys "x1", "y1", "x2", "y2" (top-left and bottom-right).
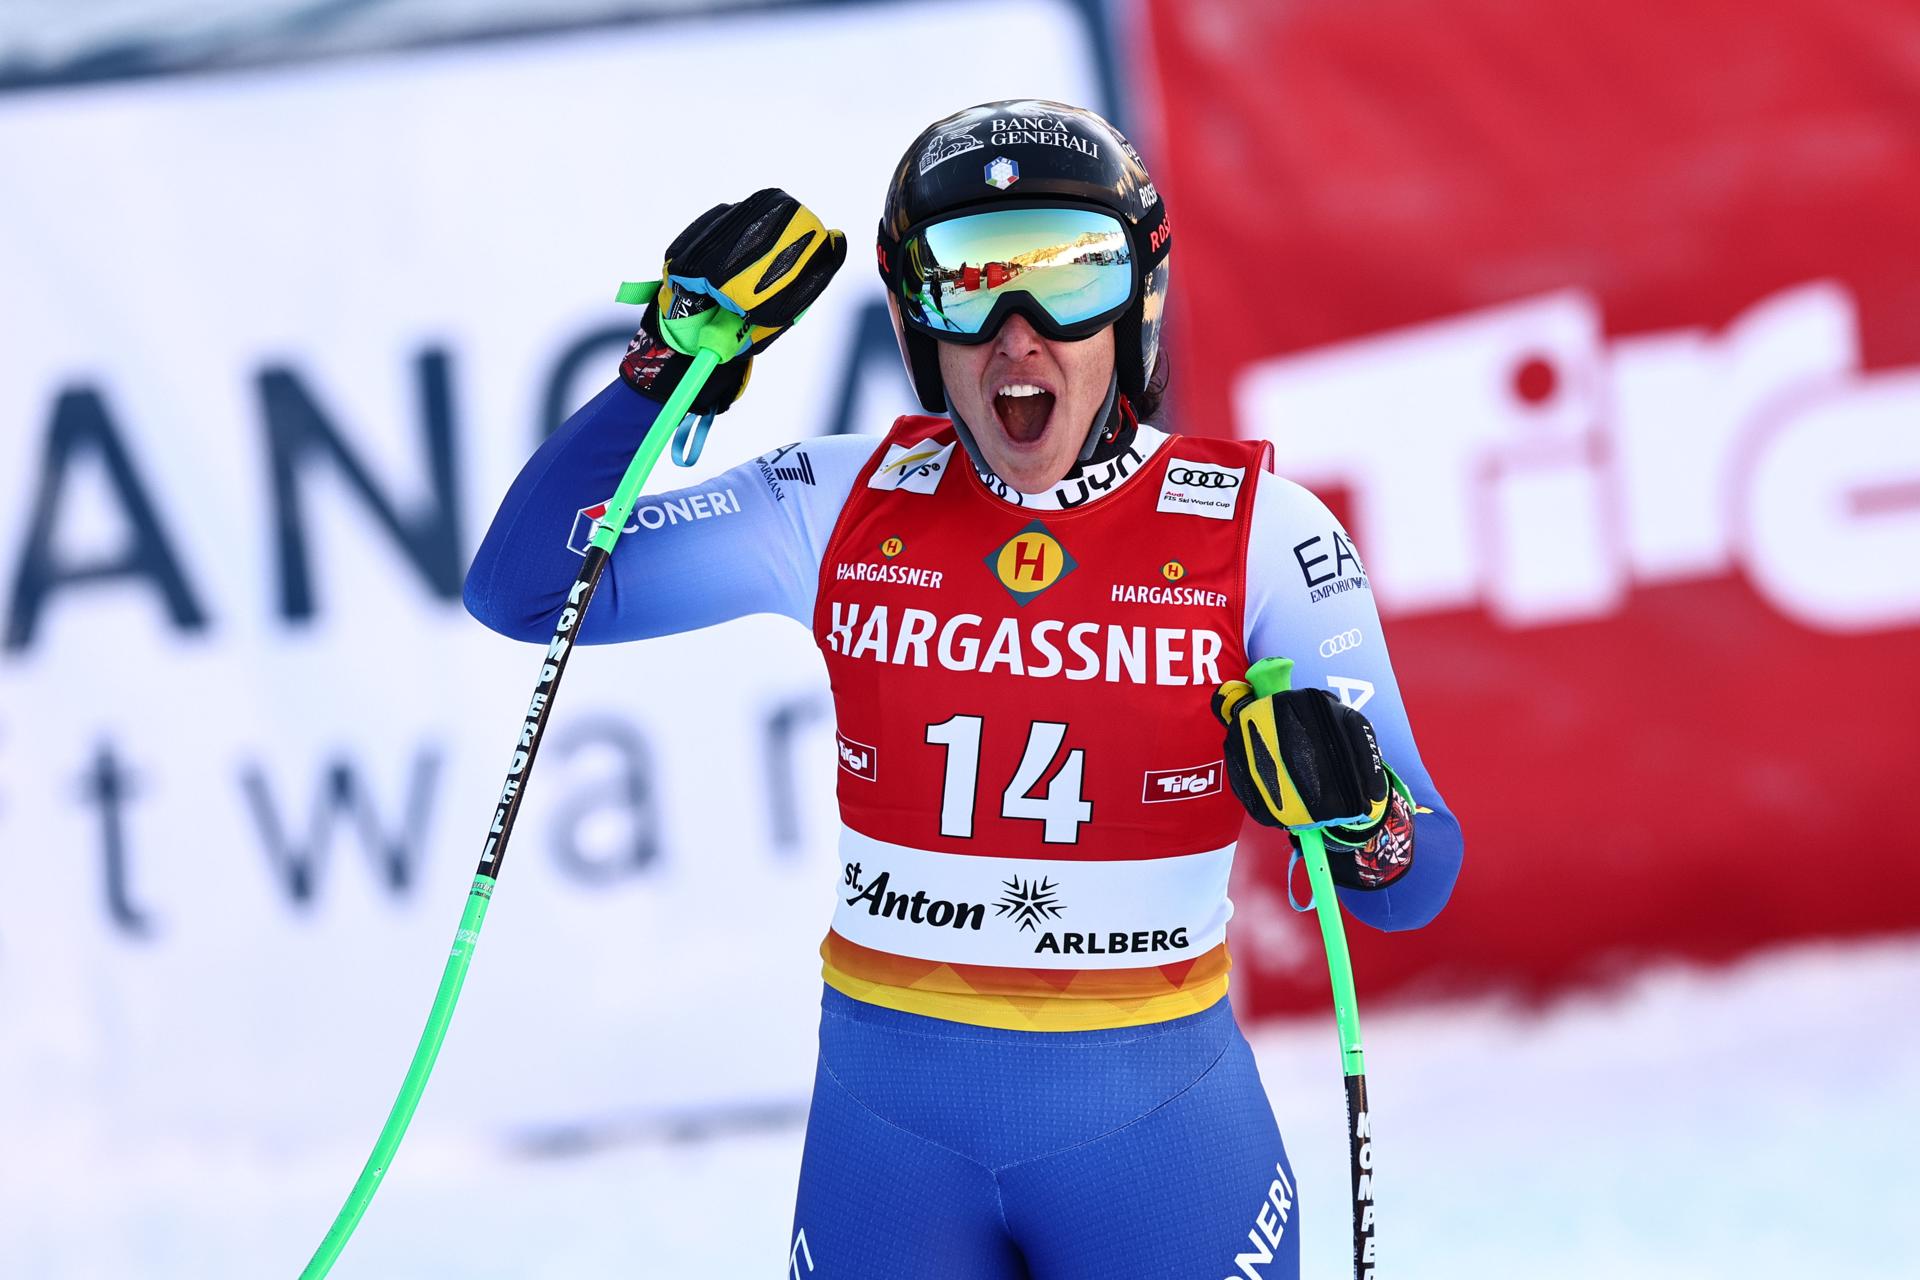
[{"x1": 993, "y1": 383, "x2": 1057, "y2": 444}]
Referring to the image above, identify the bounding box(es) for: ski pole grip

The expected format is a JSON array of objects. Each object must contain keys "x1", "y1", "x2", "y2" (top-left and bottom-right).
[{"x1": 1247, "y1": 656, "x2": 1295, "y2": 698}]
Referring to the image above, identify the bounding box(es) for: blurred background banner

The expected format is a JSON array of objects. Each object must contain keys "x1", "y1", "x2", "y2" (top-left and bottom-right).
[
  {"x1": 1145, "y1": 0, "x2": 1920, "y2": 1014},
  {"x1": 3, "y1": 1, "x2": 1918, "y2": 1275},
  {"x1": 0, "y1": 0, "x2": 1100, "y2": 1196}
]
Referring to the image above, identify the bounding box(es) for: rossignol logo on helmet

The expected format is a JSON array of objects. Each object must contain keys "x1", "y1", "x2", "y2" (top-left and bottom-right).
[
  {"x1": 1149, "y1": 211, "x2": 1172, "y2": 255},
  {"x1": 868, "y1": 440, "x2": 955, "y2": 494},
  {"x1": 1157, "y1": 460, "x2": 1246, "y2": 520},
  {"x1": 918, "y1": 126, "x2": 983, "y2": 174}
]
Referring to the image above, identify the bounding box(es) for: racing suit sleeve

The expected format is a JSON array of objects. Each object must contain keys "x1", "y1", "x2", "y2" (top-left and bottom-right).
[
  {"x1": 1243, "y1": 473, "x2": 1464, "y2": 931},
  {"x1": 463, "y1": 378, "x2": 873, "y2": 642}
]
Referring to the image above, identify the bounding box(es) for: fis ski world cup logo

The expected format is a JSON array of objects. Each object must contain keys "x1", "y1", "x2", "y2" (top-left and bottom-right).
[
  {"x1": 867, "y1": 440, "x2": 955, "y2": 495},
  {"x1": 1156, "y1": 459, "x2": 1245, "y2": 520},
  {"x1": 987, "y1": 520, "x2": 1077, "y2": 605},
  {"x1": 985, "y1": 156, "x2": 1020, "y2": 190}
]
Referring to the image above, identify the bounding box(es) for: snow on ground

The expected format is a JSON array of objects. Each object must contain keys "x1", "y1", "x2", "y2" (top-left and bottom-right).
[{"x1": 7, "y1": 937, "x2": 1914, "y2": 1277}]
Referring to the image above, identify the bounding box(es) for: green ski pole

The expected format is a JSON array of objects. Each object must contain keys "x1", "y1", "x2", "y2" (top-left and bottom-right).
[
  {"x1": 1246, "y1": 656, "x2": 1376, "y2": 1280},
  {"x1": 296, "y1": 296, "x2": 750, "y2": 1279}
]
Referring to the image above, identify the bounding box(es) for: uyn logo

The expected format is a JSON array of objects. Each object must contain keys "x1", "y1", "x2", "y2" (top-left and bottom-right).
[
  {"x1": 1143, "y1": 762, "x2": 1223, "y2": 803},
  {"x1": 836, "y1": 732, "x2": 877, "y2": 781}
]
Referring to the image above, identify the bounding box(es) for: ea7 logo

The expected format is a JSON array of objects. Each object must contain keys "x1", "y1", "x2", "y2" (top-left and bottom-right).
[
  {"x1": 1143, "y1": 762, "x2": 1223, "y2": 803},
  {"x1": 789, "y1": 1227, "x2": 814, "y2": 1277},
  {"x1": 836, "y1": 732, "x2": 877, "y2": 781}
]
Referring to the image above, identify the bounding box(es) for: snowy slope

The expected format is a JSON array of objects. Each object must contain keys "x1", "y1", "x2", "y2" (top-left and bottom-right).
[{"x1": 6, "y1": 938, "x2": 1912, "y2": 1277}]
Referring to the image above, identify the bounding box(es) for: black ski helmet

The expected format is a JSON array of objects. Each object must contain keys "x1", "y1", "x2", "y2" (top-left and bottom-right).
[{"x1": 877, "y1": 99, "x2": 1172, "y2": 417}]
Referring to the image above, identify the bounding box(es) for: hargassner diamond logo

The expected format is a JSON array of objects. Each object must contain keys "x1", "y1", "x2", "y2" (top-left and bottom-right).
[{"x1": 984, "y1": 520, "x2": 1078, "y2": 605}]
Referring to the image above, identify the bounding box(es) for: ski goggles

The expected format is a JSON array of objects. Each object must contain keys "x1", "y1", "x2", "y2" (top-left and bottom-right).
[{"x1": 890, "y1": 204, "x2": 1139, "y2": 343}]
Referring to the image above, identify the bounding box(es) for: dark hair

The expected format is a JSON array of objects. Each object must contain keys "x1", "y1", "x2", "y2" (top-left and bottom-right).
[{"x1": 1128, "y1": 349, "x2": 1169, "y2": 424}]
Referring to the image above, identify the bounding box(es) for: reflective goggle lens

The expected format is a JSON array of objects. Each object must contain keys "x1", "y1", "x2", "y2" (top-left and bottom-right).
[{"x1": 897, "y1": 206, "x2": 1134, "y2": 337}]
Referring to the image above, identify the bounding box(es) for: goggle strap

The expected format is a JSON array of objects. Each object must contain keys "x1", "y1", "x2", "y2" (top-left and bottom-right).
[
  {"x1": 1136, "y1": 196, "x2": 1172, "y2": 271},
  {"x1": 1076, "y1": 371, "x2": 1121, "y2": 464}
]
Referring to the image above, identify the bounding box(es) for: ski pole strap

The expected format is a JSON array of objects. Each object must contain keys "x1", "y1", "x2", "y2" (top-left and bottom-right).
[
  {"x1": 672, "y1": 412, "x2": 717, "y2": 467},
  {"x1": 589, "y1": 311, "x2": 750, "y2": 554}
]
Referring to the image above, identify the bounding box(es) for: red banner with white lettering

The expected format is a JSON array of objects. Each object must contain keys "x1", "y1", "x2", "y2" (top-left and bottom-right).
[{"x1": 1144, "y1": 0, "x2": 1920, "y2": 1013}]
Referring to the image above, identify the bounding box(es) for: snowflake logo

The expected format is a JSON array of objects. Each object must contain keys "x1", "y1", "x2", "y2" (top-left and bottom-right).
[{"x1": 995, "y1": 876, "x2": 1064, "y2": 932}]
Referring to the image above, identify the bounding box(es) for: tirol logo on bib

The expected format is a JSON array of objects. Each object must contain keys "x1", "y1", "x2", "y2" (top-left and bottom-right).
[
  {"x1": 1156, "y1": 460, "x2": 1245, "y2": 520},
  {"x1": 836, "y1": 731, "x2": 878, "y2": 781}
]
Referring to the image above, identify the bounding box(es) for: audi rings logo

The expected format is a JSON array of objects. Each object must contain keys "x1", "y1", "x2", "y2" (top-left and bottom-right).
[
  {"x1": 1167, "y1": 467, "x2": 1241, "y2": 489},
  {"x1": 1319, "y1": 628, "x2": 1364, "y2": 657}
]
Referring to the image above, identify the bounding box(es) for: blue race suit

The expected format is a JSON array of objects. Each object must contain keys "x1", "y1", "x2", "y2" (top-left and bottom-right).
[{"x1": 465, "y1": 380, "x2": 1463, "y2": 1276}]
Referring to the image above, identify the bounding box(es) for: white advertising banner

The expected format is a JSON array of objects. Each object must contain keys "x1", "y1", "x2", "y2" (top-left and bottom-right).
[{"x1": 0, "y1": 0, "x2": 1102, "y2": 1251}]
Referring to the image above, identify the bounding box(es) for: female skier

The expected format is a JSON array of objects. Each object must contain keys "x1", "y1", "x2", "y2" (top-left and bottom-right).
[{"x1": 465, "y1": 99, "x2": 1463, "y2": 1279}]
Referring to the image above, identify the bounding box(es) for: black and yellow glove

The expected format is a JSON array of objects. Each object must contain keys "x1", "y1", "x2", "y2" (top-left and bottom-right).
[
  {"x1": 1213, "y1": 676, "x2": 1419, "y2": 890},
  {"x1": 619, "y1": 188, "x2": 847, "y2": 414},
  {"x1": 1212, "y1": 680, "x2": 1390, "y2": 831}
]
